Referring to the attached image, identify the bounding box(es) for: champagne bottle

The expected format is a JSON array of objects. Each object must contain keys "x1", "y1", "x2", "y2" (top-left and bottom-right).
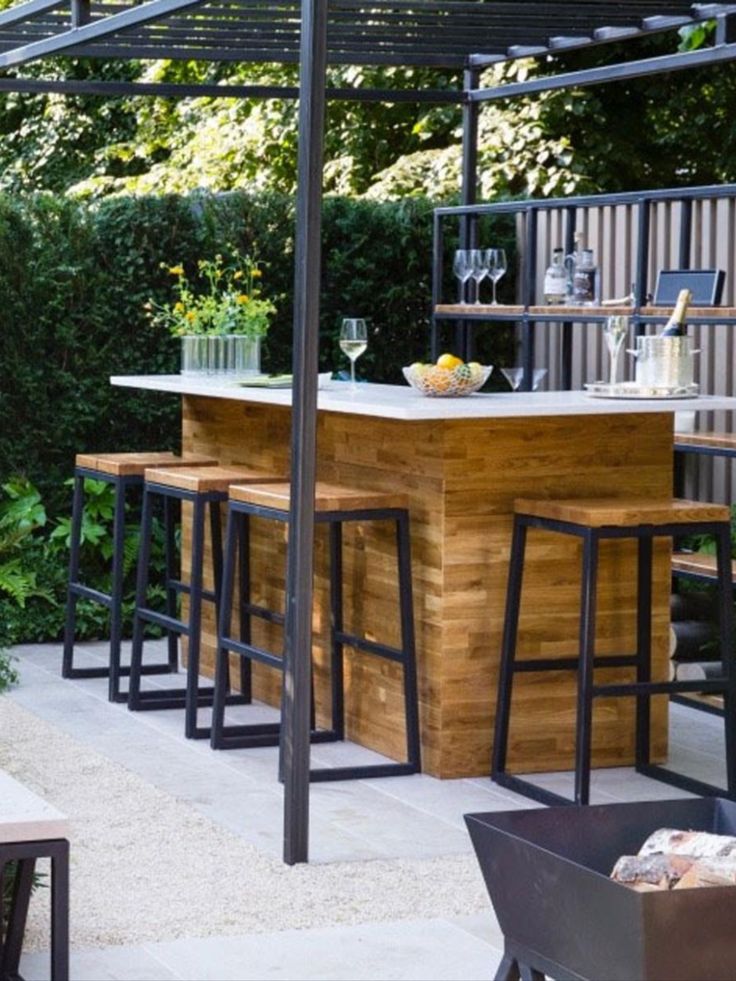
[{"x1": 659, "y1": 288, "x2": 692, "y2": 336}]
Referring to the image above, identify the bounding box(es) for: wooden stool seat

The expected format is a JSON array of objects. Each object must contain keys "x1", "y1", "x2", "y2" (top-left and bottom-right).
[
  {"x1": 75, "y1": 451, "x2": 215, "y2": 477},
  {"x1": 144, "y1": 465, "x2": 284, "y2": 494},
  {"x1": 229, "y1": 480, "x2": 409, "y2": 513},
  {"x1": 514, "y1": 496, "x2": 730, "y2": 528}
]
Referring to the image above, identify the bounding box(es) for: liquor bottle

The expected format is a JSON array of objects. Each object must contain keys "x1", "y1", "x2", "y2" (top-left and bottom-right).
[
  {"x1": 564, "y1": 236, "x2": 598, "y2": 305},
  {"x1": 543, "y1": 248, "x2": 567, "y2": 305},
  {"x1": 659, "y1": 288, "x2": 692, "y2": 336}
]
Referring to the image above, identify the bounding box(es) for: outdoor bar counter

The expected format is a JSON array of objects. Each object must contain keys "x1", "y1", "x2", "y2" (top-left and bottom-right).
[{"x1": 111, "y1": 375, "x2": 736, "y2": 778}]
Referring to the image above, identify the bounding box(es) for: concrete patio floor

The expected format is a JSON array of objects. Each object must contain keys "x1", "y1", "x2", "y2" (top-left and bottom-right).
[{"x1": 2, "y1": 640, "x2": 726, "y2": 980}]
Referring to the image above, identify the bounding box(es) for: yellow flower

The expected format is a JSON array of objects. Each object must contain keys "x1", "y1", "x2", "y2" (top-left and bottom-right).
[
  {"x1": 251, "y1": 268, "x2": 263, "y2": 278},
  {"x1": 233, "y1": 271, "x2": 243, "y2": 280},
  {"x1": 168, "y1": 265, "x2": 184, "y2": 276},
  {"x1": 237, "y1": 294, "x2": 249, "y2": 304},
  {"x1": 185, "y1": 311, "x2": 196, "y2": 322},
  {"x1": 174, "y1": 302, "x2": 185, "y2": 313}
]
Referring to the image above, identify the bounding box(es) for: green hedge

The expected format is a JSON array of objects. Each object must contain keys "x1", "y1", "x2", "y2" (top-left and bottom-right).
[{"x1": 0, "y1": 191, "x2": 514, "y2": 515}]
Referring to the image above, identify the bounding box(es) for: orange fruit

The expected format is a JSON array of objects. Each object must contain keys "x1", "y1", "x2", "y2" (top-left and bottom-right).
[{"x1": 436, "y1": 353, "x2": 463, "y2": 370}]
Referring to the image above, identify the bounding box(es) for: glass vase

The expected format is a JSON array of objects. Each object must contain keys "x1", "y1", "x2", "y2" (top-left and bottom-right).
[{"x1": 180, "y1": 335, "x2": 261, "y2": 376}]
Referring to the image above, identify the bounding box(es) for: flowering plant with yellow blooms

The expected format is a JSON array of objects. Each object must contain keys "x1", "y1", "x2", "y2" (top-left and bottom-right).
[{"x1": 146, "y1": 252, "x2": 275, "y2": 339}]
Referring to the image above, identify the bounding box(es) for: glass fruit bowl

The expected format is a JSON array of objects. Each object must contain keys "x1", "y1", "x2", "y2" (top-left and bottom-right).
[{"x1": 402, "y1": 363, "x2": 493, "y2": 398}]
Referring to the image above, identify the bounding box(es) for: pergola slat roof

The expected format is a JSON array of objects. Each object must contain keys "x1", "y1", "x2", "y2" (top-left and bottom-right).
[{"x1": 0, "y1": 0, "x2": 732, "y2": 69}]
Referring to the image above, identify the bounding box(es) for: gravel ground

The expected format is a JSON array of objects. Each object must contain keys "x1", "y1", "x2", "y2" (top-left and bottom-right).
[{"x1": 0, "y1": 698, "x2": 487, "y2": 951}]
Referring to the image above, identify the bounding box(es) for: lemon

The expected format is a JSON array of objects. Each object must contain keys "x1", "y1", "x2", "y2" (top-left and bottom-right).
[{"x1": 437, "y1": 353, "x2": 463, "y2": 370}]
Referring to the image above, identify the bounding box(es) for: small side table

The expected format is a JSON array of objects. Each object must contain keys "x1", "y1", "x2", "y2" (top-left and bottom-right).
[{"x1": 0, "y1": 771, "x2": 69, "y2": 981}]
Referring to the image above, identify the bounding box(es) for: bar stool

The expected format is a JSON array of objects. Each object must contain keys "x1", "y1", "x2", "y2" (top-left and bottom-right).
[
  {"x1": 492, "y1": 497, "x2": 736, "y2": 806},
  {"x1": 63, "y1": 451, "x2": 216, "y2": 703},
  {"x1": 128, "y1": 465, "x2": 284, "y2": 739},
  {"x1": 210, "y1": 481, "x2": 422, "y2": 781}
]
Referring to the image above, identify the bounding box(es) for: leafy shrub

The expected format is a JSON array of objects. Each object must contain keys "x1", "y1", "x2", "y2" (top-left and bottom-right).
[
  {"x1": 0, "y1": 477, "x2": 168, "y2": 648},
  {"x1": 0, "y1": 189, "x2": 514, "y2": 519}
]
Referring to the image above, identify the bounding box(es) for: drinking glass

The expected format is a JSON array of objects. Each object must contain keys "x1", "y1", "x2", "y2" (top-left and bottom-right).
[
  {"x1": 501, "y1": 367, "x2": 524, "y2": 391},
  {"x1": 468, "y1": 249, "x2": 488, "y2": 305},
  {"x1": 453, "y1": 249, "x2": 473, "y2": 304},
  {"x1": 486, "y1": 248, "x2": 507, "y2": 306},
  {"x1": 501, "y1": 367, "x2": 547, "y2": 391},
  {"x1": 339, "y1": 317, "x2": 368, "y2": 391},
  {"x1": 603, "y1": 315, "x2": 628, "y2": 387}
]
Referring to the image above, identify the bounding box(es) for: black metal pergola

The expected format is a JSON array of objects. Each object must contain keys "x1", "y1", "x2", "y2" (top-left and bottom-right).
[{"x1": 2, "y1": 0, "x2": 735, "y2": 864}]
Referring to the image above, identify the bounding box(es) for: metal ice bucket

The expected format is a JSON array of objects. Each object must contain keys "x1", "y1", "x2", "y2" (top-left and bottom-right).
[{"x1": 628, "y1": 335, "x2": 698, "y2": 388}]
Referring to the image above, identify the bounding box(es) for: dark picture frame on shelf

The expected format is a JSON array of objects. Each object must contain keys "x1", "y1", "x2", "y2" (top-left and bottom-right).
[{"x1": 654, "y1": 269, "x2": 725, "y2": 306}]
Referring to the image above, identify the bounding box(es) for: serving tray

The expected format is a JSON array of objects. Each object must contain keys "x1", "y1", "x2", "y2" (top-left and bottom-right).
[{"x1": 584, "y1": 381, "x2": 699, "y2": 400}]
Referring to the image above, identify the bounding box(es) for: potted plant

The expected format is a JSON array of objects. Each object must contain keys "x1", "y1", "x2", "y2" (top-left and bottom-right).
[{"x1": 147, "y1": 252, "x2": 275, "y2": 376}]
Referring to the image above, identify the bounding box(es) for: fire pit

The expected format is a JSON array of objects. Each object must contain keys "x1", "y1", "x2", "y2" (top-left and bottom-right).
[{"x1": 466, "y1": 798, "x2": 736, "y2": 981}]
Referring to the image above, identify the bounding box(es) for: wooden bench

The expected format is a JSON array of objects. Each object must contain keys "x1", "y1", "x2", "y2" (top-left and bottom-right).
[{"x1": 0, "y1": 771, "x2": 69, "y2": 981}]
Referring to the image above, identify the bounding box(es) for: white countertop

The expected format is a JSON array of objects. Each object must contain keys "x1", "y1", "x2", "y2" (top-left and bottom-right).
[{"x1": 110, "y1": 374, "x2": 736, "y2": 421}]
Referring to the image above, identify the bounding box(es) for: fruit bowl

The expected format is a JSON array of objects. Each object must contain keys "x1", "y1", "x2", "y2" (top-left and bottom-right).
[{"x1": 402, "y1": 362, "x2": 493, "y2": 397}]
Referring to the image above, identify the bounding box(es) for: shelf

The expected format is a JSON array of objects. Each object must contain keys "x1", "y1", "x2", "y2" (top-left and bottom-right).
[
  {"x1": 675, "y1": 432, "x2": 736, "y2": 457},
  {"x1": 672, "y1": 552, "x2": 736, "y2": 584},
  {"x1": 641, "y1": 306, "x2": 736, "y2": 319},
  {"x1": 434, "y1": 304, "x2": 524, "y2": 317},
  {"x1": 527, "y1": 304, "x2": 632, "y2": 317},
  {"x1": 434, "y1": 304, "x2": 736, "y2": 323}
]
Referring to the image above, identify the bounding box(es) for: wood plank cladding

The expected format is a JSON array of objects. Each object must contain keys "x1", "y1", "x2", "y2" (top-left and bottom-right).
[{"x1": 182, "y1": 396, "x2": 673, "y2": 778}]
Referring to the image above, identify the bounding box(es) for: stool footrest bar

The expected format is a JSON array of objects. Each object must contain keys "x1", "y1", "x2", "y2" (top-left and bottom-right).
[
  {"x1": 68, "y1": 583, "x2": 113, "y2": 608},
  {"x1": 513, "y1": 654, "x2": 639, "y2": 673},
  {"x1": 593, "y1": 678, "x2": 728, "y2": 697},
  {"x1": 334, "y1": 631, "x2": 407, "y2": 664},
  {"x1": 136, "y1": 609, "x2": 188, "y2": 634},
  {"x1": 219, "y1": 637, "x2": 283, "y2": 671}
]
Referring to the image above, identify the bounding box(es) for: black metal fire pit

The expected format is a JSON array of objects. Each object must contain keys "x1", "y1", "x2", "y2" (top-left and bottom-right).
[{"x1": 466, "y1": 798, "x2": 736, "y2": 981}]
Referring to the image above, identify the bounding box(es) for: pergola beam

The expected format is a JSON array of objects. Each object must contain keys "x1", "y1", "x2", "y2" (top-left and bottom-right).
[
  {"x1": 470, "y1": 35, "x2": 736, "y2": 100},
  {"x1": 0, "y1": 74, "x2": 463, "y2": 102}
]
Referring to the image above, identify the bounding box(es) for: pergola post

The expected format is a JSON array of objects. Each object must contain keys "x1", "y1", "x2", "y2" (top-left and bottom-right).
[
  {"x1": 282, "y1": 0, "x2": 328, "y2": 866},
  {"x1": 458, "y1": 65, "x2": 480, "y2": 361}
]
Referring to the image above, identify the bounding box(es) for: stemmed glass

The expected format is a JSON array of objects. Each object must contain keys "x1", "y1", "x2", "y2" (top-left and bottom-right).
[
  {"x1": 453, "y1": 249, "x2": 474, "y2": 304},
  {"x1": 603, "y1": 315, "x2": 628, "y2": 387},
  {"x1": 501, "y1": 367, "x2": 548, "y2": 392},
  {"x1": 339, "y1": 317, "x2": 368, "y2": 391},
  {"x1": 486, "y1": 248, "x2": 507, "y2": 306},
  {"x1": 468, "y1": 249, "x2": 488, "y2": 305},
  {"x1": 501, "y1": 367, "x2": 524, "y2": 391}
]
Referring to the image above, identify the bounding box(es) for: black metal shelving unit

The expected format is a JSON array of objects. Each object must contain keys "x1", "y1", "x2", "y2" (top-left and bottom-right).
[{"x1": 432, "y1": 183, "x2": 736, "y2": 391}]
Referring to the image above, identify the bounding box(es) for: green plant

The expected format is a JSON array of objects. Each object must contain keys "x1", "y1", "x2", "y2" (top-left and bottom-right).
[{"x1": 149, "y1": 251, "x2": 275, "y2": 339}]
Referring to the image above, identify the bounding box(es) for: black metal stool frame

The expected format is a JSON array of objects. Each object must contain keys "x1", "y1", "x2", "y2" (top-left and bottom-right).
[
  {"x1": 128, "y1": 480, "x2": 247, "y2": 740},
  {"x1": 0, "y1": 838, "x2": 69, "y2": 981},
  {"x1": 210, "y1": 499, "x2": 422, "y2": 781},
  {"x1": 492, "y1": 513, "x2": 736, "y2": 807},
  {"x1": 62, "y1": 466, "x2": 178, "y2": 704}
]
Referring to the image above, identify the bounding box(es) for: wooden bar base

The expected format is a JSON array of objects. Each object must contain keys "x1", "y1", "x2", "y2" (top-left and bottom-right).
[{"x1": 182, "y1": 395, "x2": 672, "y2": 778}]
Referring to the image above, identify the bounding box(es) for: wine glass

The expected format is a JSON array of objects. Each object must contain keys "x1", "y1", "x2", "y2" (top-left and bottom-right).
[
  {"x1": 501, "y1": 367, "x2": 524, "y2": 391},
  {"x1": 486, "y1": 248, "x2": 507, "y2": 306},
  {"x1": 453, "y1": 249, "x2": 473, "y2": 304},
  {"x1": 468, "y1": 249, "x2": 488, "y2": 305},
  {"x1": 531, "y1": 368, "x2": 547, "y2": 391},
  {"x1": 339, "y1": 317, "x2": 368, "y2": 391},
  {"x1": 603, "y1": 315, "x2": 629, "y2": 387}
]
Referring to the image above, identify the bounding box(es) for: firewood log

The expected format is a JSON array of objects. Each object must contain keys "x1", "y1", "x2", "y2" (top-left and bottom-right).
[
  {"x1": 638, "y1": 829, "x2": 736, "y2": 860},
  {"x1": 674, "y1": 858, "x2": 736, "y2": 890},
  {"x1": 611, "y1": 854, "x2": 694, "y2": 889}
]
